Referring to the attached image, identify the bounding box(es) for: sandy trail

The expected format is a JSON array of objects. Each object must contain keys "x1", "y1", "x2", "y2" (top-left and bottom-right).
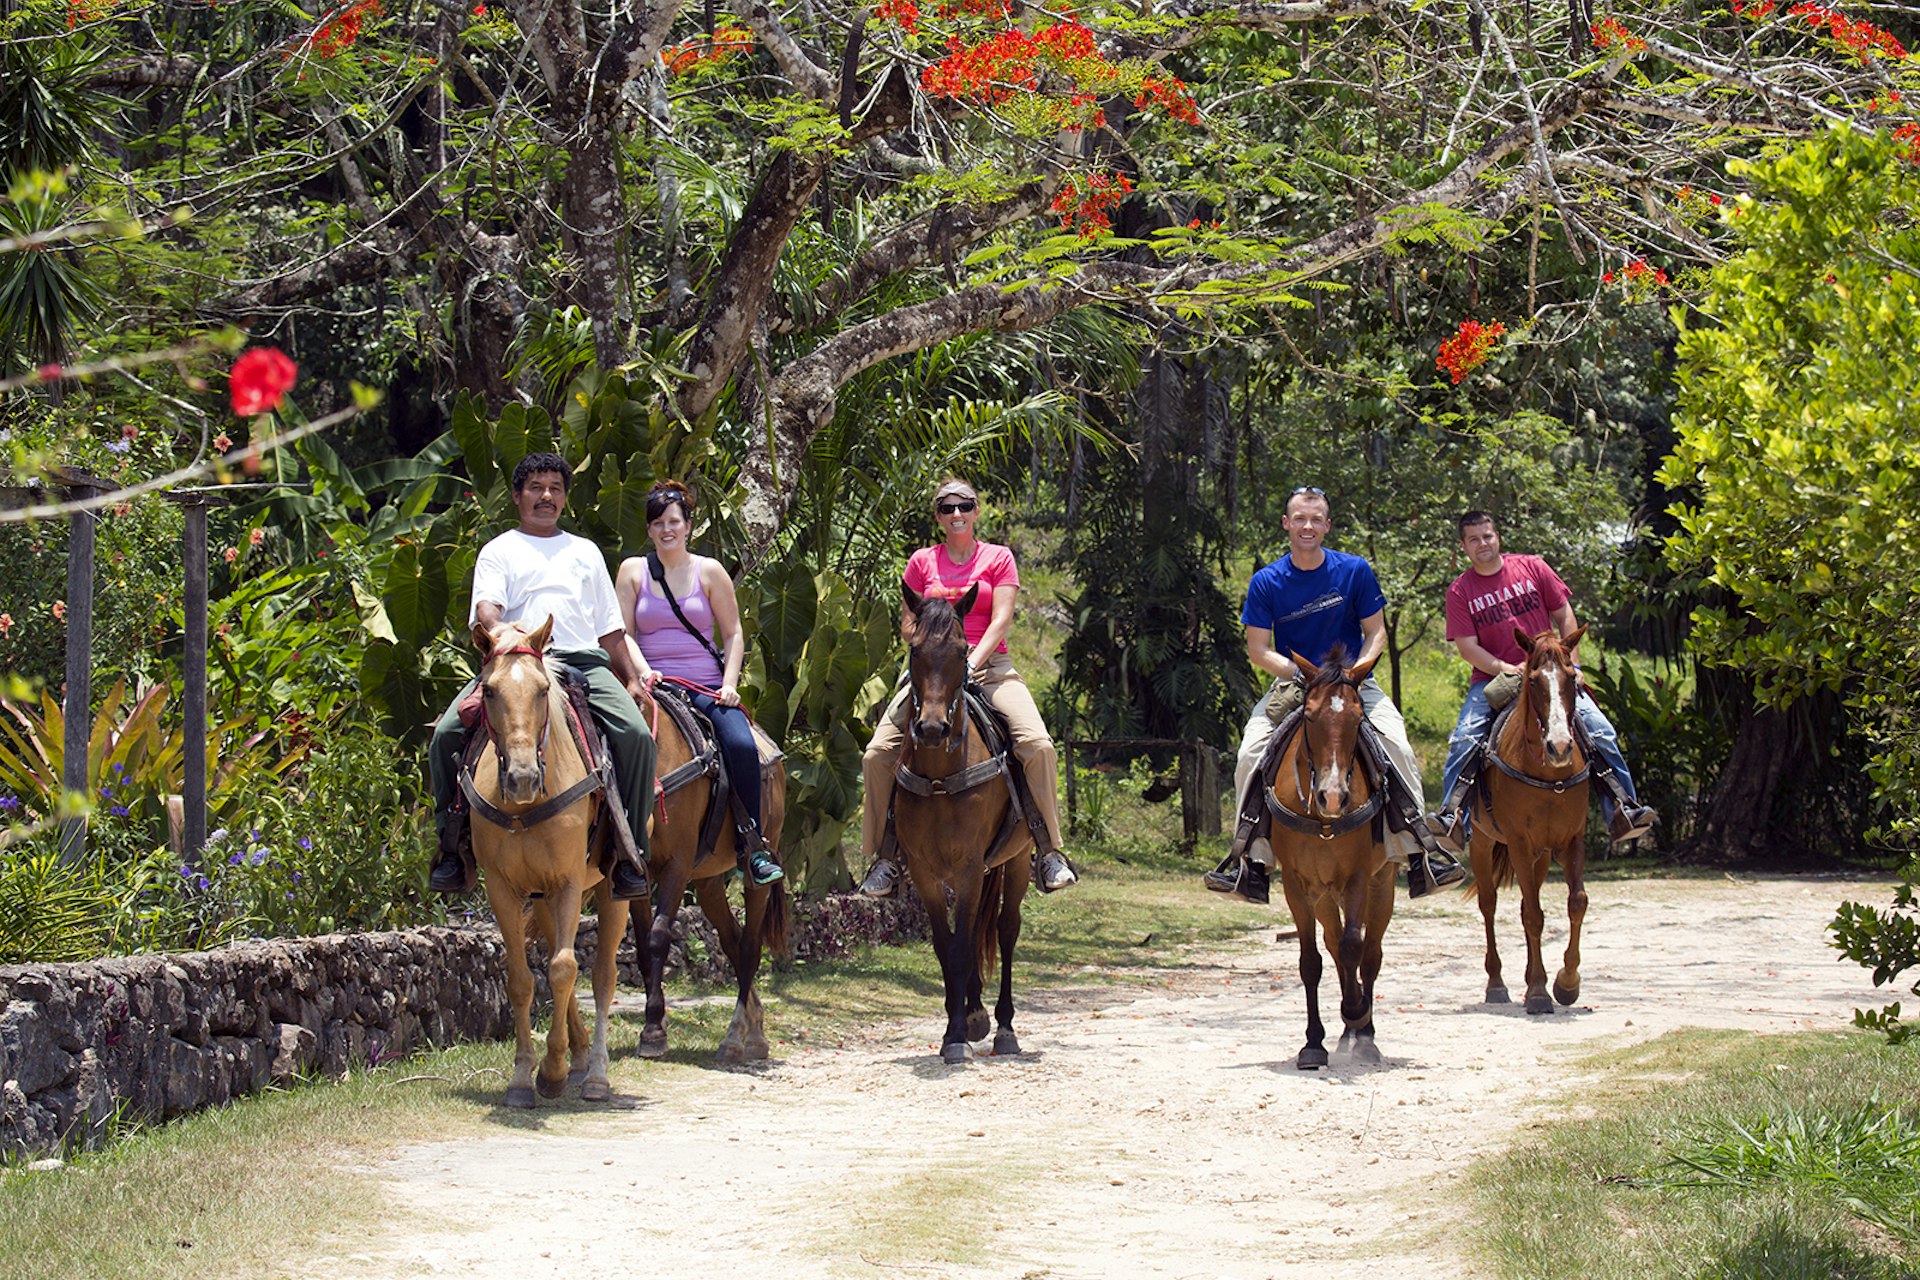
[{"x1": 311, "y1": 874, "x2": 1892, "y2": 1279}]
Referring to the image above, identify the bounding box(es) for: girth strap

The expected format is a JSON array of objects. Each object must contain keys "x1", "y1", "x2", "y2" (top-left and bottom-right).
[{"x1": 1484, "y1": 702, "x2": 1591, "y2": 793}]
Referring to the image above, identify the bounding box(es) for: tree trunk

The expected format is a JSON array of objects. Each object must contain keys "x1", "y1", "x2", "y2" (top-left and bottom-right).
[{"x1": 1687, "y1": 689, "x2": 1797, "y2": 861}]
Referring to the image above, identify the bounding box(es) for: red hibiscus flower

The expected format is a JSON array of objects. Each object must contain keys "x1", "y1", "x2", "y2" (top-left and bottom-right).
[{"x1": 230, "y1": 348, "x2": 299, "y2": 417}]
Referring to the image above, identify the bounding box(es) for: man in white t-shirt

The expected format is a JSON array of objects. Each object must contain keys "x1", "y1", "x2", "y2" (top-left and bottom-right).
[{"x1": 427, "y1": 452, "x2": 656, "y2": 898}]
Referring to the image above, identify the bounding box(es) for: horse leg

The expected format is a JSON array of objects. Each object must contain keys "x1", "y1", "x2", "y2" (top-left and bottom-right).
[
  {"x1": 1344, "y1": 863, "x2": 1394, "y2": 1066},
  {"x1": 484, "y1": 880, "x2": 539, "y2": 1108},
  {"x1": 1333, "y1": 868, "x2": 1372, "y2": 1061},
  {"x1": 953, "y1": 875, "x2": 991, "y2": 1048},
  {"x1": 635, "y1": 860, "x2": 692, "y2": 1059},
  {"x1": 736, "y1": 881, "x2": 772, "y2": 1060},
  {"x1": 1475, "y1": 836, "x2": 1509, "y2": 1005},
  {"x1": 963, "y1": 872, "x2": 993, "y2": 1045},
  {"x1": 694, "y1": 876, "x2": 760, "y2": 1065},
  {"x1": 992, "y1": 861, "x2": 1028, "y2": 1057},
  {"x1": 538, "y1": 884, "x2": 583, "y2": 1098},
  {"x1": 1279, "y1": 868, "x2": 1327, "y2": 1070},
  {"x1": 1516, "y1": 851, "x2": 1553, "y2": 1015},
  {"x1": 581, "y1": 885, "x2": 626, "y2": 1102},
  {"x1": 1552, "y1": 834, "x2": 1588, "y2": 1007}
]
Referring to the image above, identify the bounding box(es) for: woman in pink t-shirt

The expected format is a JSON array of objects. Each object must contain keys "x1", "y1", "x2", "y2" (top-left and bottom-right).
[{"x1": 855, "y1": 477, "x2": 1078, "y2": 897}]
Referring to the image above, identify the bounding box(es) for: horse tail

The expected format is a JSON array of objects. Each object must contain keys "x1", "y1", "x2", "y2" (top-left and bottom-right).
[
  {"x1": 1491, "y1": 843, "x2": 1516, "y2": 889},
  {"x1": 974, "y1": 861, "x2": 1006, "y2": 982},
  {"x1": 761, "y1": 876, "x2": 791, "y2": 959}
]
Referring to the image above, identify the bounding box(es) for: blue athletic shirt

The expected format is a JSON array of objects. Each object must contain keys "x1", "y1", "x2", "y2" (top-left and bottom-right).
[{"x1": 1239, "y1": 548, "x2": 1388, "y2": 669}]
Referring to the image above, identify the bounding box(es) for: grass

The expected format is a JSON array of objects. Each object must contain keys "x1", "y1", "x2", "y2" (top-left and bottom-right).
[{"x1": 1464, "y1": 1028, "x2": 1920, "y2": 1280}]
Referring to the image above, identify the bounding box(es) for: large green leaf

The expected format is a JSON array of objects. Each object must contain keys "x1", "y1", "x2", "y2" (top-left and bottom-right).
[{"x1": 383, "y1": 540, "x2": 451, "y2": 649}]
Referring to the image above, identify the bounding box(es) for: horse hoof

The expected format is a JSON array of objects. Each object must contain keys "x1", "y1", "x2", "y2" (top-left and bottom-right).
[
  {"x1": 1297, "y1": 1046, "x2": 1328, "y2": 1071},
  {"x1": 636, "y1": 1029, "x2": 669, "y2": 1060},
  {"x1": 1552, "y1": 981, "x2": 1580, "y2": 1006},
  {"x1": 580, "y1": 1079, "x2": 611, "y2": 1103},
  {"x1": 1486, "y1": 986, "x2": 1510, "y2": 1005},
  {"x1": 505, "y1": 1086, "x2": 537, "y2": 1109},
  {"x1": 940, "y1": 1043, "x2": 970, "y2": 1065},
  {"x1": 536, "y1": 1072, "x2": 568, "y2": 1099},
  {"x1": 567, "y1": 1065, "x2": 589, "y2": 1086},
  {"x1": 992, "y1": 1031, "x2": 1021, "y2": 1056},
  {"x1": 745, "y1": 1036, "x2": 771, "y2": 1062},
  {"x1": 713, "y1": 1040, "x2": 746, "y2": 1066},
  {"x1": 1351, "y1": 1038, "x2": 1382, "y2": 1065},
  {"x1": 1524, "y1": 993, "x2": 1554, "y2": 1016},
  {"x1": 966, "y1": 1010, "x2": 992, "y2": 1042}
]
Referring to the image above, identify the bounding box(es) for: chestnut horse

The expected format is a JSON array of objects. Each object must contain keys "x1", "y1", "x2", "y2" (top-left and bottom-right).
[
  {"x1": 892, "y1": 584, "x2": 1032, "y2": 1065},
  {"x1": 1266, "y1": 648, "x2": 1395, "y2": 1069},
  {"x1": 1469, "y1": 626, "x2": 1591, "y2": 1015},
  {"x1": 629, "y1": 684, "x2": 790, "y2": 1065},
  {"x1": 466, "y1": 617, "x2": 628, "y2": 1107}
]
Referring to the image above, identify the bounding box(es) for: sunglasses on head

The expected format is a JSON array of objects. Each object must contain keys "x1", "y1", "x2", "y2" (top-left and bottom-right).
[
  {"x1": 1290, "y1": 485, "x2": 1326, "y2": 498},
  {"x1": 936, "y1": 499, "x2": 977, "y2": 515}
]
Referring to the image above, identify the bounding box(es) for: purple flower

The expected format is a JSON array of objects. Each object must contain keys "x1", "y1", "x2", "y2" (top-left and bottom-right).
[
  {"x1": 109, "y1": 804, "x2": 128, "y2": 817},
  {"x1": 207, "y1": 827, "x2": 229, "y2": 845},
  {"x1": 194, "y1": 875, "x2": 209, "y2": 890},
  {"x1": 229, "y1": 852, "x2": 243, "y2": 865},
  {"x1": 111, "y1": 762, "x2": 124, "y2": 773},
  {"x1": 248, "y1": 848, "x2": 266, "y2": 866},
  {"x1": 179, "y1": 863, "x2": 195, "y2": 880},
  {"x1": 100, "y1": 785, "x2": 113, "y2": 798},
  {"x1": 105, "y1": 439, "x2": 131, "y2": 455},
  {"x1": 297, "y1": 837, "x2": 312, "y2": 852},
  {"x1": 291, "y1": 871, "x2": 301, "y2": 883},
  {"x1": 0, "y1": 796, "x2": 19, "y2": 811}
]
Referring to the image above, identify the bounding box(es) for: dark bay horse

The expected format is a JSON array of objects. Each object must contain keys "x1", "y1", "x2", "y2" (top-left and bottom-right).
[
  {"x1": 893, "y1": 584, "x2": 1032, "y2": 1065},
  {"x1": 1469, "y1": 626, "x2": 1591, "y2": 1015},
  {"x1": 1267, "y1": 648, "x2": 1395, "y2": 1069},
  {"x1": 466, "y1": 617, "x2": 627, "y2": 1107},
  {"x1": 629, "y1": 684, "x2": 790, "y2": 1065}
]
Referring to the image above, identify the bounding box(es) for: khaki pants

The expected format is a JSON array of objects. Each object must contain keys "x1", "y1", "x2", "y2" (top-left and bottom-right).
[
  {"x1": 860, "y1": 651, "x2": 1065, "y2": 861},
  {"x1": 1232, "y1": 675, "x2": 1422, "y2": 866}
]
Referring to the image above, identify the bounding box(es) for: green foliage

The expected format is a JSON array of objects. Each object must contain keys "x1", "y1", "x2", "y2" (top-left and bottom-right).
[
  {"x1": 1832, "y1": 878, "x2": 1920, "y2": 1046},
  {"x1": 1582, "y1": 657, "x2": 1727, "y2": 850}
]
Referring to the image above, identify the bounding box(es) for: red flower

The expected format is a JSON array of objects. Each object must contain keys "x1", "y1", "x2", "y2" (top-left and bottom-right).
[
  {"x1": 224, "y1": 547, "x2": 240, "y2": 564},
  {"x1": 471, "y1": 2, "x2": 484, "y2": 13},
  {"x1": 37, "y1": 363, "x2": 62, "y2": 382},
  {"x1": 1590, "y1": 17, "x2": 1648, "y2": 54},
  {"x1": 1048, "y1": 169, "x2": 1134, "y2": 237},
  {"x1": 1436, "y1": 319, "x2": 1506, "y2": 384},
  {"x1": 229, "y1": 348, "x2": 298, "y2": 416},
  {"x1": 51, "y1": 601, "x2": 67, "y2": 621},
  {"x1": 213, "y1": 432, "x2": 232, "y2": 452},
  {"x1": 1602, "y1": 271, "x2": 1614, "y2": 283},
  {"x1": 0, "y1": 613, "x2": 12, "y2": 637},
  {"x1": 249, "y1": 527, "x2": 266, "y2": 547},
  {"x1": 1710, "y1": 193, "x2": 1723, "y2": 205}
]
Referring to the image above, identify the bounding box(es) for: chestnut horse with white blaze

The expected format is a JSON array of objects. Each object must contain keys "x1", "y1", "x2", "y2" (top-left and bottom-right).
[
  {"x1": 466, "y1": 617, "x2": 627, "y2": 1108},
  {"x1": 1469, "y1": 626, "x2": 1591, "y2": 1015},
  {"x1": 893, "y1": 584, "x2": 1032, "y2": 1065},
  {"x1": 1266, "y1": 648, "x2": 1395, "y2": 1069}
]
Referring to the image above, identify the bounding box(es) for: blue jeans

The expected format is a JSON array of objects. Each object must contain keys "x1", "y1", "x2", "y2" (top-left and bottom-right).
[
  {"x1": 1440, "y1": 683, "x2": 1639, "y2": 834},
  {"x1": 685, "y1": 690, "x2": 763, "y2": 836}
]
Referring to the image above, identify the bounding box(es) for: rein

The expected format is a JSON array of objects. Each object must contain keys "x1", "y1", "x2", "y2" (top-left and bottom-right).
[{"x1": 461, "y1": 643, "x2": 605, "y2": 833}]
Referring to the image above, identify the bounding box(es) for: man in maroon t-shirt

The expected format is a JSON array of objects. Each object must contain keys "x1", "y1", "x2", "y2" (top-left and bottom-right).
[{"x1": 1426, "y1": 511, "x2": 1657, "y2": 852}]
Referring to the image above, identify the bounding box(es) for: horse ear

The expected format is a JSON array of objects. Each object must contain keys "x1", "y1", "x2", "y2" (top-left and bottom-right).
[
  {"x1": 471, "y1": 621, "x2": 495, "y2": 656},
  {"x1": 1514, "y1": 627, "x2": 1537, "y2": 654},
  {"x1": 1563, "y1": 624, "x2": 1588, "y2": 650},
  {"x1": 1348, "y1": 653, "x2": 1379, "y2": 683},
  {"x1": 529, "y1": 614, "x2": 554, "y2": 651},
  {"x1": 958, "y1": 583, "x2": 980, "y2": 615},
  {"x1": 1291, "y1": 650, "x2": 1319, "y2": 680},
  {"x1": 902, "y1": 582, "x2": 925, "y2": 614}
]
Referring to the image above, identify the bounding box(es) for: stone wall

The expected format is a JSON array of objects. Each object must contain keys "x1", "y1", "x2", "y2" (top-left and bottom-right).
[{"x1": 0, "y1": 893, "x2": 926, "y2": 1158}]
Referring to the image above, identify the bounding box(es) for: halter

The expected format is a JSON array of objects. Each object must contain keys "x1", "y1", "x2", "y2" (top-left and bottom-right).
[
  {"x1": 480, "y1": 643, "x2": 554, "y2": 798},
  {"x1": 1296, "y1": 676, "x2": 1363, "y2": 817},
  {"x1": 1270, "y1": 676, "x2": 1383, "y2": 840},
  {"x1": 1487, "y1": 662, "x2": 1590, "y2": 793}
]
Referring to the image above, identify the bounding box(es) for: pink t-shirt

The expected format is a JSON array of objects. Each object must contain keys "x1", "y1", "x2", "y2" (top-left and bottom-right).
[
  {"x1": 1444, "y1": 554, "x2": 1571, "y2": 683},
  {"x1": 903, "y1": 541, "x2": 1019, "y2": 653}
]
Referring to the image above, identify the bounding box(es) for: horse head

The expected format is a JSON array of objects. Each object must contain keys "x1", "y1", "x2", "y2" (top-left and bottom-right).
[
  {"x1": 902, "y1": 582, "x2": 978, "y2": 747},
  {"x1": 472, "y1": 614, "x2": 558, "y2": 805},
  {"x1": 1291, "y1": 646, "x2": 1377, "y2": 816},
  {"x1": 1513, "y1": 625, "x2": 1586, "y2": 769}
]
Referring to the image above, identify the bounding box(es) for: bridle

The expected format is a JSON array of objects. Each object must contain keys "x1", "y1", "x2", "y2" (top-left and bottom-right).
[
  {"x1": 481, "y1": 643, "x2": 553, "y2": 795},
  {"x1": 1293, "y1": 675, "x2": 1364, "y2": 814},
  {"x1": 906, "y1": 632, "x2": 971, "y2": 755}
]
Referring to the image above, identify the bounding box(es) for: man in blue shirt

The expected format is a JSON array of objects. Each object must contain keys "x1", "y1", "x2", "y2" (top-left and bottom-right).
[{"x1": 1207, "y1": 486, "x2": 1465, "y2": 901}]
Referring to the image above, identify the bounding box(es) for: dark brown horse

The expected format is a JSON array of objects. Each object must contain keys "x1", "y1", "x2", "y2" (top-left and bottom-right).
[
  {"x1": 1469, "y1": 626, "x2": 1591, "y2": 1015},
  {"x1": 628, "y1": 687, "x2": 790, "y2": 1064},
  {"x1": 893, "y1": 584, "x2": 1032, "y2": 1065},
  {"x1": 1266, "y1": 648, "x2": 1395, "y2": 1069}
]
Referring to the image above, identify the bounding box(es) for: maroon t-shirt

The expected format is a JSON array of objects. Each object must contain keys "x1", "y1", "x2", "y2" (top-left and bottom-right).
[{"x1": 1444, "y1": 554, "x2": 1570, "y2": 683}]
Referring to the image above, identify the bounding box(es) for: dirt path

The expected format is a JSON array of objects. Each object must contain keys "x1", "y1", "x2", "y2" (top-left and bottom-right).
[{"x1": 314, "y1": 874, "x2": 1892, "y2": 1279}]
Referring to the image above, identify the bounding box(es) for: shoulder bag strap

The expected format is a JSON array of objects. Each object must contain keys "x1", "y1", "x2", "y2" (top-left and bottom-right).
[{"x1": 648, "y1": 551, "x2": 726, "y2": 666}]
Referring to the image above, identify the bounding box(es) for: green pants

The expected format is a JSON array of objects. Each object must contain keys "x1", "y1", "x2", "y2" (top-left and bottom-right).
[{"x1": 429, "y1": 647, "x2": 654, "y2": 855}]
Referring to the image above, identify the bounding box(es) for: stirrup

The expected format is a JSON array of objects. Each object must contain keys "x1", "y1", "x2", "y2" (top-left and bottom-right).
[
  {"x1": 1202, "y1": 856, "x2": 1269, "y2": 905},
  {"x1": 1407, "y1": 850, "x2": 1467, "y2": 899}
]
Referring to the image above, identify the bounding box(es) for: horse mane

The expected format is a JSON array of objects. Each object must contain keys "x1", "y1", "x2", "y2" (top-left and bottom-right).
[
  {"x1": 1306, "y1": 644, "x2": 1353, "y2": 690},
  {"x1": 1523, "y1": 629, "x2": 1571, "y2": 669},
  {"x1": 907, "y1": 596, "x2": 967, "y2": 653}
]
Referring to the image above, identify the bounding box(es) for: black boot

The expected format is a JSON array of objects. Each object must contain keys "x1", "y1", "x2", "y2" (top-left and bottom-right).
[
  {"x1": 610, "y1": 855, "x2": 651, "y2": 901},
  {"x1": 1407, "y1": 849, "x2": 1467, "y2": 898},
  {"x1": 429, "y1": 849, "x2": 470, "y2": 894}
]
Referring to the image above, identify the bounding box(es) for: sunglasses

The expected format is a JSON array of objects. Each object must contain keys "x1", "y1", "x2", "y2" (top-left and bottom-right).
[
  {"x1": 936, "y1": 500, "x2": 977, "y2": 515},
  {"x1": 1289, "y1": 486, "x2": 1326, "y2": 498}
]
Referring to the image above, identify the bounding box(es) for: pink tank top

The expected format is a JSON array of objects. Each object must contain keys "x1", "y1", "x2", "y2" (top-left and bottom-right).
[{"x1": 632, "y1": 567, "x2": 725, "y2": 685}]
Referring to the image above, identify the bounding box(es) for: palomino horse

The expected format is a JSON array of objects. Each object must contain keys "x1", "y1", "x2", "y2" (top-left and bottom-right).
[
  {"x1": 1266, "y1": 648, "x2": 1395, "y2": 1069},
  {"x1": 1469, "y1": 626, "x2": 1591, "y2": 1015},
  {"x1": 629, "y1": 682, "x2": 789, "y2": 1065},
  {"x1": 893, "y1": 584, "x2": 1032, "y2": 1065},
  {"x1": 466, "y1": 617, "x2": 628, "y2": 1107}
]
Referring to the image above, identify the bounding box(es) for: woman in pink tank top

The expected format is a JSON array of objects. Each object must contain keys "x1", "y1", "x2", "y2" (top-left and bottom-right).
[{"x1": 615, "y1": 481, "x2": 782, "y2": 886}]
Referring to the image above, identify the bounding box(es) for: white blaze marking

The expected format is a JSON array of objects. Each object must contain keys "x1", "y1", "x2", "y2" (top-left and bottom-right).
[
  {"x1": 1330, "y1": 694, "x2": 1346, "y2": 714},
  {"x1": 1543, "y1": 663, "x2": 1571, "y2": 750}
]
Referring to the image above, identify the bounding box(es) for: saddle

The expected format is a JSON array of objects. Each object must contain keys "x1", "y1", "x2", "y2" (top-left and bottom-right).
[
  {"x1": 445, "y1": 664, "x2": 642, "y2": 889},
  {"x1": 881, "y1": 683, "x2": 1050, "y2": 872},
  {"x1": 650, "y1": 681, "x2": 784, "y2": 867}
]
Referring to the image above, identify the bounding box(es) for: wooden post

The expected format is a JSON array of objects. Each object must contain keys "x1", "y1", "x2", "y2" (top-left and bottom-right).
[
  {"x1": 55, "y1": 470, "x2": 111, "y2": 866},
  {"x1": 163, "y1": 489, "x2": 232, "y2": 869},
  {"x1": 1063, "y1": 721, "x2": 1077, "y2": 835},
  {"x1": 1198, "y1": 743, "x2": 1221, "y2": 837}
]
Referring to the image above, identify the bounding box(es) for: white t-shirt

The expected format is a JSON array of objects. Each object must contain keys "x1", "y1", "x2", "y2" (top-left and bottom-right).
[{"x1": 468, "y1": 529, "x2": 622, "y2": 652}]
